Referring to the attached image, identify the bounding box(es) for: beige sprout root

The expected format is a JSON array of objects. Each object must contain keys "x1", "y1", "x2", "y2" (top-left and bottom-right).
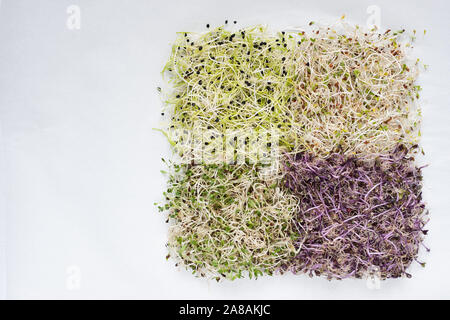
[{"x1": 287, "y1": 24, "x2": 421, "y2": 157}]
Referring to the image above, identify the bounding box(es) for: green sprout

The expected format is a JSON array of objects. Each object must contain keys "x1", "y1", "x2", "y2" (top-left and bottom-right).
[{"x1": 161, "y1": 163, "x2": 299, "y2": 280}]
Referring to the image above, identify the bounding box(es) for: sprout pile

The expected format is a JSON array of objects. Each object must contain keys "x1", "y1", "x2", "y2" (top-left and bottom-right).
[
  {"x1": 162, "y1": 23, "x2": 422, "y2": 158},
  {"x1": 157, "y1": 20, "x2": 428, "y2": 281},
  {"x1": 163, "y1": 163, "x2": 299, "y2": 280},
  {"x1": 287, "y1": 25, "x2": 422, "y2": 157},
  {"x1": 281, "y1": 145, "x2": 428, "y2": 279}
]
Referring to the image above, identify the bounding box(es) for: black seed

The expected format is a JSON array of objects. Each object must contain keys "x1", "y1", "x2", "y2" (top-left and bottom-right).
[
  {"x1": 199, "y1": 46, "x2": 203, "y2": 50},
  {"x1": 206, "y1": 24, "x2": 210, "y2": 28},
  {"x1": 233, "y1": 21, "x2": 237, "y2": 24}
]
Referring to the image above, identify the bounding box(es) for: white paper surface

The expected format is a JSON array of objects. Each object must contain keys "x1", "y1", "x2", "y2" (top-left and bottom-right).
[
  {"x1": 0, "y1": 125, "x2": 6, "y2": 300},
  {"x1": 0, "y1": 0, "x2": 450, "y2": 299}
]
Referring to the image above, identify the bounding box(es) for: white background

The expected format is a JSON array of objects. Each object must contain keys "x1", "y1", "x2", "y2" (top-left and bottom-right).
[{"x1": 0, "y1": 0, "x2": 449, "y2": 299}]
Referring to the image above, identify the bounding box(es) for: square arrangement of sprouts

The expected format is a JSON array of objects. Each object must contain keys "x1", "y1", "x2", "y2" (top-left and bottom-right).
[{"x1": 157, "y1": 20, "x2": 428, "y2": 281}]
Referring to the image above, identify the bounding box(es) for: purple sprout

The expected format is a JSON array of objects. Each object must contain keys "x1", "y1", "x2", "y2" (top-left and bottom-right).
[{"x1": 281, "y1": 145, "x2": 428, "y2": 280}]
